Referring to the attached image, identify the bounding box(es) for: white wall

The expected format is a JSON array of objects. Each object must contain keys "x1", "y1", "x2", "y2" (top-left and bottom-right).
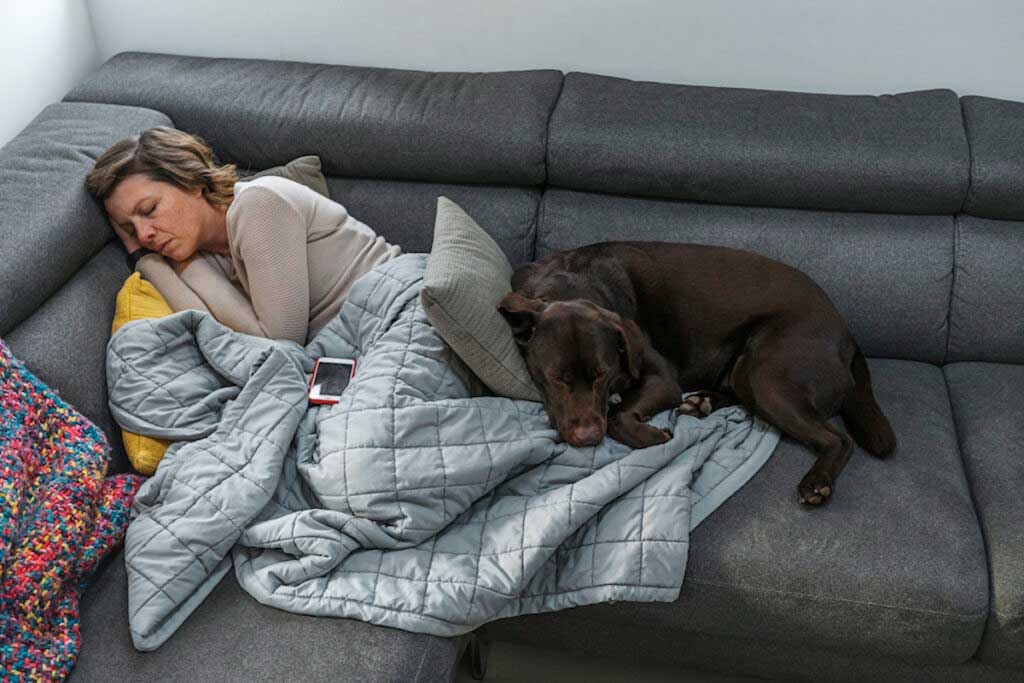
[
  {"x1": 85, "y1": 0, "x2": 1024, "y2": 100},
  {"x1": 4, "y1": 0, "x2": 1023, "y2": 150},
  {"x1": 0, "y1": 1, "x2": 100, "y2": 148}
]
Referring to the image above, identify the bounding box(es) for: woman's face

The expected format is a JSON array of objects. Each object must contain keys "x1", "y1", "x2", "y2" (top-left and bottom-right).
[{"x1": 104, "y1": 174, "x2": 211, "y2": 261}]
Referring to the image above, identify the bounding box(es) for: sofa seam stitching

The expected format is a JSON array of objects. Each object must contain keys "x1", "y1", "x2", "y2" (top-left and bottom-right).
[
  {"x1": 957, "y1": 97, "x2": 975, "y2": 214},
  {"x1": 541, "y1": 73, "x2": 566, "y2": 188},
  {"x1": 941, "y1": 367, "x2": 996, "y2": 637},
  {"x1": 943, "y1": 214, "x2": 960, "y2": 363}
]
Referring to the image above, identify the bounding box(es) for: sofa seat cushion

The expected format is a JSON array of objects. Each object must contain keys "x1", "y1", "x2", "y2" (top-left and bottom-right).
[
  {"x1": 485, "y1": 359, "x2": 988, "y2": 665},
  {"x1": 945, "y1": 362, "x2": 1024, "y2": 668},
  {"x1": 70, "y1": 549, "x2": 462, "y2": 682}
]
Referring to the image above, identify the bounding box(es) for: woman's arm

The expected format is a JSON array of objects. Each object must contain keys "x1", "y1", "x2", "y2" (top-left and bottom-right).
[
  {"x1": 135, "y1": 253, "x2": 211, "y2": 314},
  {"x1": 230, "y1": 186, "x2": 311, "y2": 345},
  {"x1": 177, "y1": 254, "x2": 266, "y2": 336}
]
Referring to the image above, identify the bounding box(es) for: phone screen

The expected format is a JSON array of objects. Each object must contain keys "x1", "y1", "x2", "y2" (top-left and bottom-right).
[{"x1": 310, "y1": 358, "x2": 355, "y2": 401}]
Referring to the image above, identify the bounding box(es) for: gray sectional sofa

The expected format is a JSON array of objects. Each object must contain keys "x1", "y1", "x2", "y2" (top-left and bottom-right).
[{"x1": 1, "y1": 51, "x2": 1022, "y2": 681}]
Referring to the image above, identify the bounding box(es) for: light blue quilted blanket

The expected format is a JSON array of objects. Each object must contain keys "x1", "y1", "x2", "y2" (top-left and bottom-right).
[{"x1": 106, "y1": 254, "x2": 779, "y2": 651}]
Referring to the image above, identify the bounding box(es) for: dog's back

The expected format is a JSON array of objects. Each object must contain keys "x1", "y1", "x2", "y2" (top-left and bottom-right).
[{"x1": 512, "y1": 241, "x2": 850, "y2": 387}]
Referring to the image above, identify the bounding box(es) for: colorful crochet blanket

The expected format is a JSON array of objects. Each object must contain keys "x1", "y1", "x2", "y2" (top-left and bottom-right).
[{"x1": 0, "y1": 339, "x2": 143, "y2": 681}]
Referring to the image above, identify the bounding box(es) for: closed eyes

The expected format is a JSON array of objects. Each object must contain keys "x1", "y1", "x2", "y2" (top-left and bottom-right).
[{"x1": 120, "y1": 203, "x2": 156, "y2": 233}]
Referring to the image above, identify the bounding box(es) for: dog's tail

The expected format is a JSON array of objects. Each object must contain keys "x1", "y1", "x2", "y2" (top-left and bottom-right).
[{"x1": 841, "y1": 345, "x2": 897, "y2": 457}]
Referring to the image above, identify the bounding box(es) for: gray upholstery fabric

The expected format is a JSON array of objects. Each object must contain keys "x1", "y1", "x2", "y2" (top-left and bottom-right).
[
  {"x1": 69, "y1": 549, "x2": 462, "y2": 682},
  {"x1": 5, "y1": 242, "x2": 131, "y2": 475},
  {"x1": 538, "y1": 189, "x2": 953, "y2": 363},
  {"x1": 483, "y1": 616, "x2": 1020, "y2": 683},
  {"x1": 325, "y1": 177, "x2": 539, "y2": 266},
  {"x1": 0, "y1": 101, "x2": 172, "y2": 336},
  {"x1": 962, "y1": 96, "x2": 1024, "y2": 220},
  {"x1": 64, "y1": 52, "x2": 562, "y2": 185},
  {"x1": 547, "y1": 73, "x2": 969, "y2": 214},
  {"x1": 948, "y1": 216, "x2": 1024, "y2": 363},
  {"x1": 485, "y1": 359, "x2": 989, "y2": 664},
  {"x1": 945, "y1": 362, "x2": 1024, "y2": 668}
]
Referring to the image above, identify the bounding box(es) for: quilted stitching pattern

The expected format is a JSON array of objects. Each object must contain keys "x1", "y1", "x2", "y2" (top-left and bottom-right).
[{"x1": 107, "y1": 254, "x2": 779, "y2": 648}]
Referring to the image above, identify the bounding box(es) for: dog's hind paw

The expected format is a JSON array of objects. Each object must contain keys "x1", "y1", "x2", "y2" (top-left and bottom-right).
[{"x1": 676, "y1": 393, "x2": 715, "y2": 417}]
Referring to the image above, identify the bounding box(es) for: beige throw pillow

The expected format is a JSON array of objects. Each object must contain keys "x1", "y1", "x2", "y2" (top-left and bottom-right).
[{"x1": 421, "y1": 197, "x2": 542, "y2": 402}]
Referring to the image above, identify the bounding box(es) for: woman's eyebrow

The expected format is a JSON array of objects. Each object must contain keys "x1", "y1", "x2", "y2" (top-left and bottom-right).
[
  {"x1": 130, "y1": 197, "x2": 154, "y2": 214},
  {"x1": 113, "y1": 198, "x2": 152, "y2": 230}
]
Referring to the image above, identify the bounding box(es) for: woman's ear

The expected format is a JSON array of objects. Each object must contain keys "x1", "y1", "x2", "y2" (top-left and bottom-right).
[{"x1": 498, "y1": 292, "x2": 546, "y2": 346}]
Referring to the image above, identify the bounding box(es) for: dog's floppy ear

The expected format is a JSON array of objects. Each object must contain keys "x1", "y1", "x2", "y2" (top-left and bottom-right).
[
  {"x1": 498, "y1": 292, "x2": 546, "y2": 346},
  {"x1": 614, "y1": 317, "x2": 645, "y2": 381}
]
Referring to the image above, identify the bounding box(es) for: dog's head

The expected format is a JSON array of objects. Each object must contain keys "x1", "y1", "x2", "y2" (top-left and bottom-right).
[{"x1": 498, "y1": 292, "x2": 645, "y2": 447}]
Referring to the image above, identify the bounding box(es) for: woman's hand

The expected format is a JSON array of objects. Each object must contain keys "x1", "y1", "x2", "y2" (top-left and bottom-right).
[
  {"x1": 170, "y1": 253, "x2": 200, "y2": 276},
  {"x1": 111, "y1": 219, "x2": 142, "y2": 253}
]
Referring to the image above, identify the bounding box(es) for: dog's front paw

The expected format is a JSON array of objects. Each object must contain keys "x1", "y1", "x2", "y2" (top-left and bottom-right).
[
  {"x1": 798, "y1": 470, "x2": 834, "y2": 506},
  {"x1": 608, "y1": 418, "x2": 672, "y2": 449}
]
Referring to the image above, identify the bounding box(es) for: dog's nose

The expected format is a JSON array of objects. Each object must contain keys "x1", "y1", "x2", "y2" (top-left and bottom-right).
[{"x1": 570, "y1": 423, "x2": 604, "y2": 447}]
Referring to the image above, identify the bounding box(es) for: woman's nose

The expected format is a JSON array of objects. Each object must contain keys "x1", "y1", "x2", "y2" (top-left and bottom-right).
[{"x1": 135, "y1": 221, "x2": 156, "y2": 245}]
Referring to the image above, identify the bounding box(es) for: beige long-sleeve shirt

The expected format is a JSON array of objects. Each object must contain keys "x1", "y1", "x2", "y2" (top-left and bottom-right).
[{"x1": 137, "y1": 175, "x2": 401, "y2": 345}]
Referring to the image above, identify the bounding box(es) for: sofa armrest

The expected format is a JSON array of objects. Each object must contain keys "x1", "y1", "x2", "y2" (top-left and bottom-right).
[{"x1": 0, "y1": 101, "x2": 172, "y2": 335}]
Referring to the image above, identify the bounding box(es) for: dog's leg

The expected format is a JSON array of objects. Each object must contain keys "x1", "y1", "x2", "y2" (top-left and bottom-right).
[
  {"x1": 607, "y1": 374, "x2": 681, "y2": 449},
  {"x1": 730, "y1": 346, "x2": 854, "y2": 506}
]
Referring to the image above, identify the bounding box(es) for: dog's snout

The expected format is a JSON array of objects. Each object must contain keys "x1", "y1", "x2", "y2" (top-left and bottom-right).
[{"x1": 568, "y1": 422, "x2": 604, "y2": 447}]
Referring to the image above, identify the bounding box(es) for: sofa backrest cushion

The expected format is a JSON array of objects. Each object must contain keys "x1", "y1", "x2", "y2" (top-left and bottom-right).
[
  {"x1": 947, "y1": 215, "x2": 1024, "y2": 363},
  {"x1": 325, "y1": 178, "x2": 539, "y2": 267},
  {"x1": 64, "y1": 52, "x2": 563, "y2": 187},
  {"x1": 548, "y1": 73, "x2": 970, "y2": 215},
  {"x1": 537, "y1": 190, "x2": 953, "y2": 363},
  {"x1": 961, "y1": 96, "x2": 1024, "y2": 221}
]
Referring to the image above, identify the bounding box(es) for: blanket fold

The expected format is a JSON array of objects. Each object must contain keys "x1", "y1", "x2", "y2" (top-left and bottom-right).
[
  {"x1": 0, "y1": 339, "x2": 142, "y2": 680},
  {"x1": 107, "y1": 254, "x2": 779, "y2": 651}
]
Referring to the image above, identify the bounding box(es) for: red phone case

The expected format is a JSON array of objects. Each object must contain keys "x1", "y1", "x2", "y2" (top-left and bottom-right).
[{"x1": 308, "y1": 357, "x2": 357, "y2": 405}]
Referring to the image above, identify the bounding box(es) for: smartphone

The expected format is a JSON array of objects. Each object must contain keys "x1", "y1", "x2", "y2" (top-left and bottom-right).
[{"x1": 308, "y1": 357, "x2": 357, "y2": 405}]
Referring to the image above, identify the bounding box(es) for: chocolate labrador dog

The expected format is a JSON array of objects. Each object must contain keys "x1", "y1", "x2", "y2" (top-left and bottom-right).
[{"x1": 498, "y1": 241, "x2": 896, "y2": 505}]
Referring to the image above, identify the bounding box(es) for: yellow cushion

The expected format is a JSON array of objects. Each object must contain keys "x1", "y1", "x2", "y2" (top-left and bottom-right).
[{"x1": 111, "y1": 273, "x2": 174, "y2": 475}]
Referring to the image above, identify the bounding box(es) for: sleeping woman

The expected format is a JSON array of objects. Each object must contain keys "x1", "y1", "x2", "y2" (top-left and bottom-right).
[{"x1": 85, "y1": 126, "x2": 401, "y2": 345}]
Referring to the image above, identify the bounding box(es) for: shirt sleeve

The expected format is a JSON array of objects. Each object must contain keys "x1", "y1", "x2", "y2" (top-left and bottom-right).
[
  {"x1": 178, "y1": 254, "x2": 265, "y2": 337},
  {"x1": 135, "y1": 253, "x2": 210, "y2": 313},
  {"x1": 230, "y1": 187, "x2": 310, "y2": 345}
]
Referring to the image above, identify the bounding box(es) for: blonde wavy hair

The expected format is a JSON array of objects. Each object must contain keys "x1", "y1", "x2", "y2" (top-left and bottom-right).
[{"x1": 85, "y1": 126, "x2": 238, "y2": 207}]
